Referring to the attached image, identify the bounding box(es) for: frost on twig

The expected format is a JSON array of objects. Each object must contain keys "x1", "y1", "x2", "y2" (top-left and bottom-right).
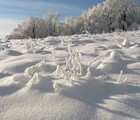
[
  {"x1": 115, "y1": 39, "x2": 122, "y2": 48},
  {"x1": 117, "y1": 70, "x2": 123, "y2": 82},
  {"x1": 85, "y1": 67, "x2": 91, "y2": 79},
  {"x1": 53, "y1": 51, "x2": 57, "y2": 66},
  {"x1": 52, "y1": 42, "x2": 83, "y2": 86},
  {"x1": 117, "y1": 70, "x2": 128, "y2": 83}
]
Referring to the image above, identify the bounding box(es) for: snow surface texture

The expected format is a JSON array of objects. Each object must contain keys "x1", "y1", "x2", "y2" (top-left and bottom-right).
[{"x1": 0, "y1": 31, "x2": 140, "y2": 120}]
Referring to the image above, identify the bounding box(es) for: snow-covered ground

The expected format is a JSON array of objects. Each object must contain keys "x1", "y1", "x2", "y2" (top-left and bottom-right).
[{"x1": 0, "y1": 31, "x2": 140, "y2": 120}]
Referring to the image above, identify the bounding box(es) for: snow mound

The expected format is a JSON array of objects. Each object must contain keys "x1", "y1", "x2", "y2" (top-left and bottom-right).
[
  {"x1": 27, "y1": 73, "x2": 53, "y2": 92},
  {"x1": 25, "y1": 61, "x2": 55, "y2": 77},
  {"x1": 12, "y1": 73, "x2": 30, "y2": 84},
  {"x1": 0, "y1": 59, "x2": 38, "y2": 74},
  {"x1": 97, "y1": 50, "x2": 133, "y2": 73}
]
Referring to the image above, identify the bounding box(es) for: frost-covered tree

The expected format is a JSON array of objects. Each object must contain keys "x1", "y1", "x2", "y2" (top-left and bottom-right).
[
  {"x1": 7, "y1": 17, "x2": 47, "y2": 39},
  {"x1": 43, "y1": 12, "x2": 61, "y2": 36},
  {"x1": 64, "y1": 16, "x2": 84, "y2": 35},
  {"x1": 81, "y1": 0, "x2": 140, "y2": 33},
  {"x1": 7, "y1": 13, "x2": 61, "y2": 39}
]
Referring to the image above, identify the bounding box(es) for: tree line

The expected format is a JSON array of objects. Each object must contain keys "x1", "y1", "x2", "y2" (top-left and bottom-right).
[{"x1": 7, "y1": 0, "x2": 140, "y2": 39}]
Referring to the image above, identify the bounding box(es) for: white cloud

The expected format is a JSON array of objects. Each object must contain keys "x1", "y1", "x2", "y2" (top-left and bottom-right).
[{"x1": 0, "y1": 19, "x2": 22, "y2": 38}]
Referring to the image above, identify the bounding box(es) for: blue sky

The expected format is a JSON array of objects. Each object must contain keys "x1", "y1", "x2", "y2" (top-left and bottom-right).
[
  {"x1": 0, "y1": 0, "x2": 103, "y2": 37},
  {"x1": 0, "y1": 0, "x2": 102, "y2": 19}
]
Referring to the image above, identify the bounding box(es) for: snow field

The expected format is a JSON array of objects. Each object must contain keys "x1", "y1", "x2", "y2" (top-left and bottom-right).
[{"x1": 0, "y1": 31, "x2": 140, "y2": 119}]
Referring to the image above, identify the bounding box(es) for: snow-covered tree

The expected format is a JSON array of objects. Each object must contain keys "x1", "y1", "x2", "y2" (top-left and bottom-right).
[
  {"x1": 64, "y1": 16, "x2": 84, "y2": 35},
  {"x1": 7, "y1": 17, "x2": 47, "y2": 39},
  {"x1": 7, "y1": 13, "x2": 61, "y2": 39},
  {"x1": 43, "y1": 12, "x2": 61, "y2": 36},
  {"x1": 81, "y1": 0, "x2": 140, "y2": 33}
]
